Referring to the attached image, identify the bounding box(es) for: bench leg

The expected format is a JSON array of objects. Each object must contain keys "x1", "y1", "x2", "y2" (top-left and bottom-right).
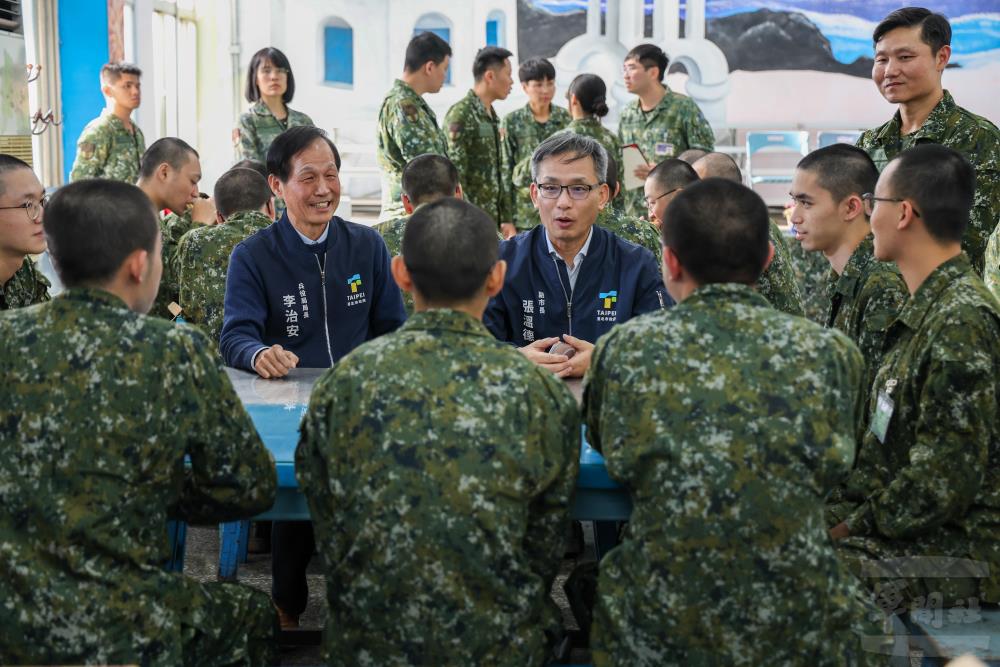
[{"x1": 218, "y1": 520, "x2": 249, "y2": 581}]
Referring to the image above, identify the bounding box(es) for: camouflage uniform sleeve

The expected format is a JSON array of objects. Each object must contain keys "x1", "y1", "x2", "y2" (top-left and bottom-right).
[
  {"x1": 986, "y1": 228, "x2": 1000, "y2": 303},
  {"x1": 847, "y1": 312, "x2": 1000, "y2": 539},
  {"x1": 69, "y1": 122, "x2": 111, "y2": 181},
  {"x1": 295, "y1": 370, "x2": 344, "y2": 560},
  {"x1": 757, "y1": 223, "x2": 805, "y2": 316},
  {"x1": 175, "y1": 328, "x2": 278, "y2": 522},
  {"x1": 582, "y1": 326, "x2": 620, "y2": 455},
  {"x1": 971, "y1": 156, "x2": 1000, "y2": 275},
  {"x1": 683, "y1": 99, "x2": 716, "y2": 151},
  {"x1": 522, "y1": 371, "x2": 580, "y2": 585},
  {"x1": 501, "y1": 115, "x2": 520, "y2": 218},
  {"x1": 855, "y1": 270, "x2": 907, "y2": 389},
  {"x1": 445, "y1": 105, "x2": 473, "y2": 195},
  {"x1": 819, "y1": 330, "x2": 866, "y2": 492},
  {"x1": 236, "y1": 112, "x2": 262, "y2": 163},
  {"x1": 390, "y1": 103, "x2": 447, "y2": 163}
]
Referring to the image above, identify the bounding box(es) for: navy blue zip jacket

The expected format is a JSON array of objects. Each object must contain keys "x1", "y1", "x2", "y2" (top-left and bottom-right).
[
  {"x1": 484, "y1": 225, "x2": 670, "y2": 345},
  {"x1": 220, "y1": 214, "x2": 406, "y2": 370}
]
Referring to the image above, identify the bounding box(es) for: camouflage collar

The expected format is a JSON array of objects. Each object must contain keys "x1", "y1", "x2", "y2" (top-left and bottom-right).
[
  {"x1": 224, "y1": 210, "x2": 274, "y2": 231},
  {"x1": 874, "y1": 90, "x2": 956, "y2": 145},
  {"x1": 392, "y1": 79, "x2": 422, "y2": 101},
  {"x1": 250, "y1": 100, "x2": 297, "y2": 122},
  {"x1": 833, "y1": 234, "x2": 876, "y2": 297},
  {"x1": 100, "y1": 110, "x2": 135, "y2": 133},
  {"x1": 574, "y1": 117, "x2": 602, "y2": 129},
  {"x1": 60, "y1": 286, "x2": 130, "y2": 311},
  {"x1": 895, "y1": 252, "x2": 972, "y2": 331},
  {"x1": 400, "y1": 308, "x2": 492, "y2": 338},
  {"x1": 684, "y1": 281, "x2": 770, "y2": 308},
  {"x1": 463, "y1": 89, "x2": 497, "y2": 122}
]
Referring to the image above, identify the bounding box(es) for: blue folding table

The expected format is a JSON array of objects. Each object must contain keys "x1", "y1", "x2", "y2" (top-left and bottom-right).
[{"x1": 216, "y1": 368, "x2": 631, "y2": 579}]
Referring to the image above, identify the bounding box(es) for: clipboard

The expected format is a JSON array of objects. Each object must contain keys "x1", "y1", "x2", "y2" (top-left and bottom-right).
[{"x1": 622, "y1": 143, "x2": 650, "y2": 191}]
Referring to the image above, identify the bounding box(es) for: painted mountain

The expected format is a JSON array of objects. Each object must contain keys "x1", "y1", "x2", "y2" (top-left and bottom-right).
[{"x1": 519, "y1": 0, "x2": 1000, "y2": 77}]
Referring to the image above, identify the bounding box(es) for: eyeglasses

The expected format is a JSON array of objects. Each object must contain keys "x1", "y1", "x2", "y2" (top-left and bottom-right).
[
  {"x1": 0, "y1": 195, "x2": 49, "y2": 222},
  {"x1": 645, "y1": 187, "x2": 682, "y2": 209},
  {"x1": 861, "y1": 192, "x2": 920, "y2": 218},
  {"x1": 259, "y1": 66, "x2": 289, "y2": 77},
  {"x1": 535, "y1": 182, "x2": 600, "y2": 200}
]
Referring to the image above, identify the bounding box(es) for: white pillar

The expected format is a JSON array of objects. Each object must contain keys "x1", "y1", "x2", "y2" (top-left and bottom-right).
[
  {"x1": 658, "y1": 0, "x2": 679, "y2": 41},
  {"x1": 619, "y1": 0, "x2": 644, "y2": 46},
  {"x1": 605, "y1": 0, "x2": 620, "y2": 39},
  {"x1": 686, "y1": 0, "x2": 705, "y2": 40},
  {"x1": 587, "y1": 0, "x2": 601, "y2": 35}
]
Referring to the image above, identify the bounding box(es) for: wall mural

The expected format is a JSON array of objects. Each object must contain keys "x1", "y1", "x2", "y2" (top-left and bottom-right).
[
  {"x1": 516, "y1": 0, "x2": 1000, "y2": 128},
  {"x1": 519, "y1": 0, "x2": 1000, "y2": 75}
]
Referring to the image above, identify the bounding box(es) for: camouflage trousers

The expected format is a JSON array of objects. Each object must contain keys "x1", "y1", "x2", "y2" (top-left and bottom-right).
[{"x1": 1, "y1": 577, "x2": 277, "y2": 667}]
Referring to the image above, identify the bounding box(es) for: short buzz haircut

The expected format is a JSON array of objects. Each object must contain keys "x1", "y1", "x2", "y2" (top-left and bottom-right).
[
  {"x1": 647, "y1": 158, "x2": 699, "y2": 192},
  {"x1": 214, "y1": 168, "x2": 273, "y2": 219},
  {"x1": 266, "y1": 126, "x2": 341, "y2": 183},
  {"x1": 100, "y1": 61, "x2": 142, "y2": 84},
  {"x1": 44, "y1": 180, "x2": 159, "y2": 287},
  {"x1": 677, "y1": 148, "x2": 709, "y2": 164},
  {"x1": 625, "y1": 44, "x2": 669, "y2": 82},
  {"x1": 473, "y1": 46, "x2": 512, "y2": 82},
  {"x1": 873, "y1": 7, "x2": 951, "y2": 55},
  {"x1": 518, "y1": 58, "x2": 556, "y2": 83},
  {"x1": 885, "y1": 144, "x2": 973, "y2": 244},
  {"x1": 531, "y1": 133, "x2": 608, "y2": 185},
  {"x1": 0, "y1": 154, "x2": 32, "y2": 197},
  {"x1": 796, "y1": 144, "x2": 878, "y2": 206},
  {"x1": 402, "y1": 198, "x2": 499, "y2": 304},
  {"x1": 404, "y1": 31, "x2": 452, "y2": 72},
  {"x1": 401, "y1": 154, "x2": 459, "y2": 205},
  {"x1": 662, "y1": 178, "x2": 770, "y2": 285},
  {"x1": 231, "y1": 159, "x2": 268, "y2": 180},
  {"x1": 139, "y1": 138, "x2": 198, "y2": 180},
  {"x1": 693, "y1": 152, "x2": 743, "y2": 184},
  {"x1": 245, "y1": 47, "x2": 296, "y2": 104}
]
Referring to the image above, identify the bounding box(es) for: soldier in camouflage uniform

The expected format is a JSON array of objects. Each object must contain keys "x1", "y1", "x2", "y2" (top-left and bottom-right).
[
  {"x1": 595, "y1": 155, "x2": 661, "y2": 257},
  {"x1": 501, "y1": 58, "x2": 571, "y2": 232},
  {"x1": 500, "y1": 58, "x2": 572, "y2": 232},
  {"x1": 830, "y1": 146, "x2": 1000, "y2": 612},
  {"x1": 69, "y1": 62, "x2": 145, "y2": 183},
  {"x1": 0, "y1": 155, "x2": 50, "y2": 310},
  {"x1": 445, "y1": 47, "x2": 514, "y2": 230},
  {"x1": 646, "y1": 157, "x2": 804, "y2": 315},
  {"x1": 619, "y1": 44, "x2": 715, "y2": 217},
  {"x1": 175, "y1": 167, "x2": 275, "y2": 342},
  {"x1": 0, "y1": 179, "x2": 278, "y2": 666},
  {"x1": 298, "y1": 198, "x2": 579, "y2": 665},
  {"x1": 560, "y1": 73, "x2": 624, "y2": 212},
  {"x1": 137, "y1": 138, "x2": 218, "y2": 320},
  {"x1": 857, "y1": 8, "x2": 1000, "y2": 276},
  {"x1": 376, "y1": 33, "x2": 452, "y2": 222},
  {"x1": 374, "y1": 153, "x2": 465, "y2": 315},
  {"x1": 789, "y1": 145, "x2": 907, "y2": 397},
  {"x1": 235, "y1": 47, "x2": 314, "y2": 164},
  {"x1": 986, "y1": 227, "x2": 1000, "y2": 302},
  {"x1": 584, "y1": 178, "x2": 867, "y2": 666}
]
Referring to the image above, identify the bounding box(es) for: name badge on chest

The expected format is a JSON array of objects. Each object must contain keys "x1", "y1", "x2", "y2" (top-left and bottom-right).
[
  {"x1": 869, "y1": 378, "x2": 897, "y2": 443},
  {"x1": 655, "y1": 142, "x2": 674, "y2": 156}
]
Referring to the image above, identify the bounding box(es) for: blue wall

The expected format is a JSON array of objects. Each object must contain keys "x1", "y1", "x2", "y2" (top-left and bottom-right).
[{"x1": 58, "y1": 0, "x2": 110, "y2": 182}]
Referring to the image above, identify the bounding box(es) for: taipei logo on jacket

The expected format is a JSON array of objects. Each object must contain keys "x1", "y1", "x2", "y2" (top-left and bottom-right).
[
  {"x1": 347, "y1": 273, "x2": 367, "y2": 306},
  {"x1": 597, "y1": 290, "x2": 618, "y2": 321}
]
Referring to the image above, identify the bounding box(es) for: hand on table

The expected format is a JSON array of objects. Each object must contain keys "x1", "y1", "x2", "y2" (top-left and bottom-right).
[
  {"x1": 254, "y1": 344, "x2": 299, "y2": 379},
  {"x1": 518, "y1": 335, "x2": 593, "y2": 378}
]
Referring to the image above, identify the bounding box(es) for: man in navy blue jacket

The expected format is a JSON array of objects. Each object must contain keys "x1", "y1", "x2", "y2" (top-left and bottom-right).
[
  {"x1": 221, "y1": 127, "x2": 405, "y2": 377},
  {"x1": 219, "y1": 125, "x2": 406, "y2": 627},
  {"x1": 484, "y1": 133, "x2": 668, "y2": 377}
]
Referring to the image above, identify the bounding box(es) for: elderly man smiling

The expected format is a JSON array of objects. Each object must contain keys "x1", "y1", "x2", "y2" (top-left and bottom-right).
[{"x1": 219, "y1": 126, "x2": 406, "y2": 628}]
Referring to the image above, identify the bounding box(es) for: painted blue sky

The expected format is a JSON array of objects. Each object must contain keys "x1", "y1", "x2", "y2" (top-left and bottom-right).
[{"x1": 531, "y1": 1, "x2": 1000, "y2": 66}]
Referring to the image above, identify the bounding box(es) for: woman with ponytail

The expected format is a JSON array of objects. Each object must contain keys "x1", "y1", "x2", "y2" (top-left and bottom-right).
[{"x1": 561, "y1": 74, "x2": 624, "y2": 195}]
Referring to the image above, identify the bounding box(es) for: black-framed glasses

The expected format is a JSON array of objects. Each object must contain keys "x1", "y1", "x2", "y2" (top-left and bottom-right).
[
  {"x1": 0, "y1": 195, "x2": 49, "y2": 222},
  {"x1": 645, "y1": 187, "x2": 682, "y2": 209},
  {"x1": 861, "y1": 192, "x2": 920, "y2": 218},
  {"x1": 535, "y1": 182, "x2": 600, "y2": 200}
]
